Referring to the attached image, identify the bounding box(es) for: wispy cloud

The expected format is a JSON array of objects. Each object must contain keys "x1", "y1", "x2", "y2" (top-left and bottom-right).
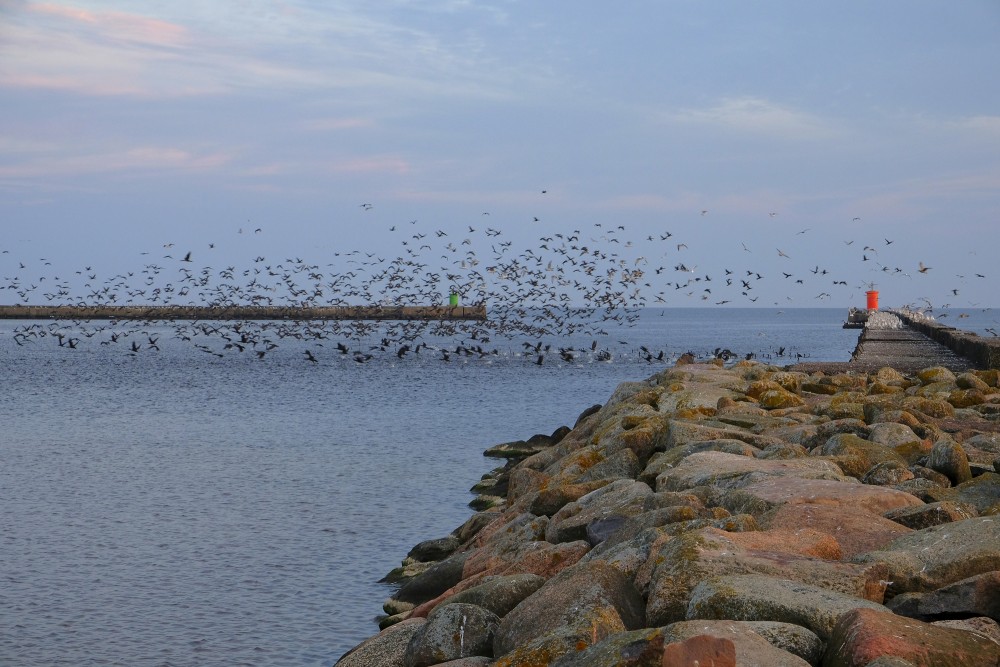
[
  {"x1": 950, "y1": 114, "x2": 1000, "y2": 139},
  {"x1": 0, "y1": 145, "x2": 232, "y2": 178},
  {"x1": 300, "y1": 117, "x2": 377, "y2": 132},
  {"x1": 324, "y1": 156, "x2": 411, "y2": 175},
  {"x1": 662, "y1": 97, "x2": 840, "y2": 140},
  {"x1": 0, "y1": 1, "x2": 538, "y2": 100}
]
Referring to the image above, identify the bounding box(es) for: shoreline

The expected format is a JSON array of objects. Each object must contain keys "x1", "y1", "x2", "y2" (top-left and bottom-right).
[{"x1": 338, "y1": 356, "x2": 1000, "y2": 666}]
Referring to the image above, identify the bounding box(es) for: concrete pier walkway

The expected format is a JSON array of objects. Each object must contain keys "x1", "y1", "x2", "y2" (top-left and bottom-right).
[{"x1": 792, "y1": 309, "x2": 1000, "y2": 373}]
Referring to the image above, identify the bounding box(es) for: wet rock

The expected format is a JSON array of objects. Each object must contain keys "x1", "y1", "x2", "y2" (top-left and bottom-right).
[
  {"x1": 404, "y1": 603, "x2": 499, "y2": 667},
  {"x1": 392, "y1": 553, "x2": 470, "y2": 606},
  {"x1": 686, "y1": 574, "x2": 889, "y2": 640},
  {"x1": 493, "y1": 560, "x2": 645, "y2": 659},
  {"x1": 407, "y1": 536, "x2": 461, "y2": 563},
  {"x1": 852, "y1": 516, "x2": 1000, "y2": 597},
  {"x1": 824, "y1": 607, "x2": 1000, "y2": 667},
  {"x1": 336, "y1": 618, "x2": 426, "y2": 667}
]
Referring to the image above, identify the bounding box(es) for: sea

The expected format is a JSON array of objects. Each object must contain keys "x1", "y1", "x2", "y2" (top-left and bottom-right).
[{"x1": 2, "y1": 307, "x2": 996, "y2": 666}]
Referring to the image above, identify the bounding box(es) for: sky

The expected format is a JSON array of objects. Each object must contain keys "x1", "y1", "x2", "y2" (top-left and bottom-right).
[{"x1": 1, "y1": 0, "x2": 999, "y2": 311}]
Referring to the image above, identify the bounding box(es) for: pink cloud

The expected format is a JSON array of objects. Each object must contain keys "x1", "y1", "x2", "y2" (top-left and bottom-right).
[
  {"x1": 0, "y1": 145, "x2": 232, "y2": 178},
  {"x1": 30, "y1": 3, "x2": 189, "y2": 47}
]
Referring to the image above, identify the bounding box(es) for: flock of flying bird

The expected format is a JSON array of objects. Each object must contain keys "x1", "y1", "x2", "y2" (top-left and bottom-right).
[{"x1": 0, "y1": 204, "x2": 989, "y2": 365}]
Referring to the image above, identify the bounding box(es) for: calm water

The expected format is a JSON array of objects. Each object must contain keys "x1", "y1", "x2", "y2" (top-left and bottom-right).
[{"x1": 1, "y1": 307, "x2": 995, "y2": 665}]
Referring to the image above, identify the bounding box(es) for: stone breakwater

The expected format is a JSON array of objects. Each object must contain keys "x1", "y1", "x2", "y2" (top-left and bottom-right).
[{"x1": 337, "y1": 360, "x2": 1000, "y2": 667}]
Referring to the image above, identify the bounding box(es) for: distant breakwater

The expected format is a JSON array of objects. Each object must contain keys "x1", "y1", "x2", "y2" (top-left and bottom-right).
[{"x1": 0, "y1": 304, "x2": 486, "y2": 321}]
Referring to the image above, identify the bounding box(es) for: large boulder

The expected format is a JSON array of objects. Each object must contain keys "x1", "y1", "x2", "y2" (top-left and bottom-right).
[
  {"x1": 336, "y1": 618, "x2": 426, "y2": 667},
  {"x1": 914, "y1": 472, "x2": 1000, "y2": 514},
  {"x1": 882, "y1": 501, "x2": 978, "y2": 530},
  {"x1": 392, "y1": 553, "x2": 470, "y2": 606},
  {"x1": 762, "y1": 501, "x2": 914, "y2": 558},
  {"x1": 722, "y1": 477, "x2": 923, "y2": 527},
  {"x1": 644, "y1": 529, "x2": 888, "y2": 626},
  {"x1": 927, "y1": 439, "x2": 973, "y2": 485},
  {"x1": 547, "y1": 628, "x2": 668, "y2": 667},
  {"x1": 403, "y1": 603, "x2": 500, "y2": 667},
  {"x1": 887, "y1": 570, "x2": 1000, "y2": 621},
  {"x1": 686, "y1": 574, "x2": 889, "y2": 640},
  {"x1": 851, "y1": 516, "x2": 1000, "y2": 597},
  {"x1": 493, "y1": 560, "x2": 645, "y2": 659},
  {"x1": 544, "y1": 479, "x2": 652, "y2": 544},
  {"x1": 824, "y1": 607, "x2": 1000, "y2": 667},
  {"x1": 660, "y1": 620, "x2": 817, "y2": 666},
  {"x1": 410, "y1": 573, "x2": 546, "y2": 620},
  {"x1": 816, "y1": 432, "x2": 909, "y2": 479},
  {"x1": 655, "y1": 451, "x2": 848, "y2": 492}
]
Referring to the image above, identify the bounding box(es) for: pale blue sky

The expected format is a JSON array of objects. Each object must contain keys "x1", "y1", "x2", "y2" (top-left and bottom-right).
[{"x1": 1, "y1": 1, "x2": 998, "y2": 309}]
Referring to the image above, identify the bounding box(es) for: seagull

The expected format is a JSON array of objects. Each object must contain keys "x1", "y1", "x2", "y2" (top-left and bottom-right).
[
  {"x1": 777, "y1": 248, "x2": 790, "y2": 258},
  {"x1": 918, "y1": 262, "x2": 931, "y2": 273}
]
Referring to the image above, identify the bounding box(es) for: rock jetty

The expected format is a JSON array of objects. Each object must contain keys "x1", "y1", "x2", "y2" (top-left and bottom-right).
[{"x1": 337, "y1": 359, "x2": 1000, "y2": 666}]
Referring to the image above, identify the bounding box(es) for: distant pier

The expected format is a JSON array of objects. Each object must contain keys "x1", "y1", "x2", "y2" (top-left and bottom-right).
[
  {"x1": 794, "y1": 309, "x2": 1000, "y2": 373},
  {"x1": 0, "y1": 304, "x2": 487, "y2": 321}
]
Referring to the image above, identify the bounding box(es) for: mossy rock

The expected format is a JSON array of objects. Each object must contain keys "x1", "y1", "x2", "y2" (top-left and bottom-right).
[
  {"x1": 757, "y1": 389, "x2": 805, "y2": 410},
  {"x1": 871, "y1": 367, "x2": 909, "y2": 385},
  {"x1": 868, "y1": 382, "x2": 905, "y2": 395},
  {"x1": 917, "y1": 366, "x2": 957, "y2": 385},
  {"x1": 948, "y1": 388, "x2": 987, "y2": 408},
  {"x1": 901, "y1": 397, "x2": 955, "y2": 419}
]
